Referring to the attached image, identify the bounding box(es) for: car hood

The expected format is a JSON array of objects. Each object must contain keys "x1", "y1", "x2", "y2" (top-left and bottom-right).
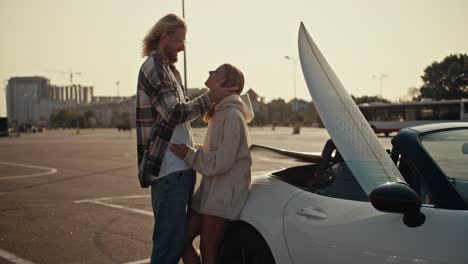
[
  {"x1": 406, "y1": 122, "x2": 468, "y2": 134},
  {"x1": 250, "y1": 144, "x2": 326, "y2": 175},
  {"x1": 298, "y1": 22, "x2": 405, "y2": 195}
]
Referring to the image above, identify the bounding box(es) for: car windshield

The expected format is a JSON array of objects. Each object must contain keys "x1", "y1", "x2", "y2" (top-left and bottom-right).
[{"x1": 421, "y1": 128, "x2": 468, "y2": 201}]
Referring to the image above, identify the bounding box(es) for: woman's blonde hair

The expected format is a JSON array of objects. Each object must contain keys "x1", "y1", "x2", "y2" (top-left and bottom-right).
[
  {"x1": 142, "y1": 14, "x2": 186, "y2": 57},
  {"x1": 221, "y1": 63, "x2": 245, "y2": 94},
  {"x1": 204, "y1": 63, "x2": 245, "y2": 122}
]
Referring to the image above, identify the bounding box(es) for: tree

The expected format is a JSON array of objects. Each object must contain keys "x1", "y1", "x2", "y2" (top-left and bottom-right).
[
  {"x1": 83, "y1": 110, "x2": 95, "y2": 121},
  {"x1": 188, "y1": 88, "x2": 208, "y2": 100},
  {"x1": 302, "y1": 102, "x2": 320, "y2": 126},
  {"x1": 406, "y1": 87, "x2": 421, "y2": 101},
  {"x1": 50, "y1": 109, "x2": 92, "y2": 128},
  {"x1": 351, "y1": 95, "x2": 391, "y2": 104},
  {"x1": 249, "y1": 102, "x2": 267, "y2": 126},
  {"x1": 419, "y1": 54, "x2": 468, "y2": 100},
  {"x1": 83, "y1": 110, "x2": 97, "y2": 129},
  {"x1": 267, "y1": 99, "x2": 291, "y2": 126},
  {"x1": 50, "y1": 109, "x2": 76, "y2": 128}
]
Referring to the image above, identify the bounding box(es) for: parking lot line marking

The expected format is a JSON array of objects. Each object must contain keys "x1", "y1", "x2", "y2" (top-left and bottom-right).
[
  {"x1": 74, "y1": 195, "x2": 149, "y2": 203},
  {"x1": 84, "y1": 200, "x2": 153, "y2": 216},
  {"x1": 121, "y1": 258, "x2": 150, "y2": 264},
  {"x1": 74, "y1": 196, "x2": 153, "y2": 263},
  {"x1": 0, "y1": 161, "x2": 57, "y2": 180},
  {"x1": 75, "y1": 195, "x2": 153, "y2": 217},
  {"x1": 0, "y1": 248, "x2": 36, "y2": 264}
]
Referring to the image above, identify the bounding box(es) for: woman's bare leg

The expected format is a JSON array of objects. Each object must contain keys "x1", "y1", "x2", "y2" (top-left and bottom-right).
[
  {"x1": 200, "y1": 214, "x2": 227, "y2": 264},
  {"x1": 182, "y1": 209, "x2": 202, "y2": 264}
]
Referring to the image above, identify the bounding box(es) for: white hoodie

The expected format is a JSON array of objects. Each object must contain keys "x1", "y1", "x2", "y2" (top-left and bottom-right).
[{"x1": 184, "y1": 93, "x2": 254, "y2": 220}]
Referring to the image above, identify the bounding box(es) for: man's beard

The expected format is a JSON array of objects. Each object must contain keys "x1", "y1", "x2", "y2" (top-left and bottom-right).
[{"x1": 164, "y1": 46, "x2": 178, "y2": 63}]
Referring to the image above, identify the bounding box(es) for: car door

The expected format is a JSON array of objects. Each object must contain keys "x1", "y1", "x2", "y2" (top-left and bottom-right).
[{"x1": 283, "y1": 191, "x2": 468, "y2": 264}]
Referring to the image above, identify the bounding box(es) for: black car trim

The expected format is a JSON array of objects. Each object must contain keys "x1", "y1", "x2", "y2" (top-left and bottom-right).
[{"x1": 392, "y1": 126, "x2": 468, "y2": 210}]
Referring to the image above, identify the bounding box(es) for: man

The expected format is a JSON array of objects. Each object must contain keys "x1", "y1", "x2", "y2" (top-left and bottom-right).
[{"x1": 136, "y1": 14, "x2": 232, "y2": 264}]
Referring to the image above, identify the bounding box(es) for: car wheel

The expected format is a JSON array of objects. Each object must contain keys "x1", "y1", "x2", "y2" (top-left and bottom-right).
[{"x1": 219, "y1": 222, "x2": 276, "y2": 264}]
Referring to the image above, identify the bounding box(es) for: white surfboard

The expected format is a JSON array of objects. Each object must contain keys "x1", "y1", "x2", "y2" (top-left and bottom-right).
[{"x1": 298, "y1": 22, "x2": 405, "y2": 195}]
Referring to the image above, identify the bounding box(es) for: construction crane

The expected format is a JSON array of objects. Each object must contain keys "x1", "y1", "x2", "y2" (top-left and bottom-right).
[
  {"x1": 48, "y1": 71, "x2": 82, "y2": 84},
  {"x1": 68, "y1": 71, "x2": 81, "y2": 84}
]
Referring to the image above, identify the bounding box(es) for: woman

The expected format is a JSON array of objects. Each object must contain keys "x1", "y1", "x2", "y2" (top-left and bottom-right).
[{"x1": 169, "y1": 63, "x2": 254, "y2": 264}]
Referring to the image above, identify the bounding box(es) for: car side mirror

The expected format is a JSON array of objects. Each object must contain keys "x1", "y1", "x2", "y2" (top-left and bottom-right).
[
  {"x1": 370, "y1": 182, "x2": 425, "y2": 228},
  {"x1": 462, "y1": 143, "x2": 468, "y2": 154}
]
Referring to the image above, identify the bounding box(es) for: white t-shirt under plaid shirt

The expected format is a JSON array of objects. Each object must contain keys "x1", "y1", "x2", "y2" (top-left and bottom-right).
[{"x1": 158, "y1": 70, "x2": 193, "y2": 179}]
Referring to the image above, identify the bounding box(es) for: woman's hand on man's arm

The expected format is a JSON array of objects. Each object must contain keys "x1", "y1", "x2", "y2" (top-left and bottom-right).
[{"x1": 169, "y1": 143, "x2": 189, "y2": 159}]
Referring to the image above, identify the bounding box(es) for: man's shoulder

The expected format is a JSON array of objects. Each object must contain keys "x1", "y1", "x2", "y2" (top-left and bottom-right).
[
  {"x1": 141, "y1": 54, "x2": 164, "y2": 71},
  {"x1": 139, "y1": 54, "x2": 166, "y2": 85}
]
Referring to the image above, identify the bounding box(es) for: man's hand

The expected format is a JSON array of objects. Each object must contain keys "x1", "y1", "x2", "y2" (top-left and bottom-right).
[
  {"x1": 169, "y1": 143, "x2": 189, "y2": 159},
  {"x1": 207, "y1": 77, "x2": 238, "y2": 103}
]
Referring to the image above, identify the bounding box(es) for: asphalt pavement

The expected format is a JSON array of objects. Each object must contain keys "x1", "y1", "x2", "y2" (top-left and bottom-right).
[{"x1": 0, "y1": 127, "x2": 392, "y2": 264}]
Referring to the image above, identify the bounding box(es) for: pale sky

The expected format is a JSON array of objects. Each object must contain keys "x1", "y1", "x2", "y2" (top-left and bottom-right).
[{"x1": 1, "y1": 0, "x2": 467, "y2": 117}]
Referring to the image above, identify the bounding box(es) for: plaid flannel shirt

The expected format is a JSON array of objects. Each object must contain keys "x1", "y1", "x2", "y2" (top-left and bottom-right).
[{"x1": 136, "y1": 52, "x2": 212, "y2": 188}]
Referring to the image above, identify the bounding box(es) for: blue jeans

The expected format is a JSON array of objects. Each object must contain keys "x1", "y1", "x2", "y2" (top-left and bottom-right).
[{"x1": 150, "y1": 169, "x2": 196, "y2": 264}]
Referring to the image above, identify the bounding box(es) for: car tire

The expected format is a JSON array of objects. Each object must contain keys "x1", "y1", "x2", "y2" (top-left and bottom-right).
[{"x1": 219, "y1": 221, "x2": 276, "y2": 264}]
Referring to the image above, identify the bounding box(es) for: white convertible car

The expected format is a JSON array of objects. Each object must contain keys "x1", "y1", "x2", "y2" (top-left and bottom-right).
[
  {"x1": 218, "y1": 24, "x2": 468, "y2": 264},
  {"x1": 219, "y1": 123, "x2": 468, "y2": 264}
]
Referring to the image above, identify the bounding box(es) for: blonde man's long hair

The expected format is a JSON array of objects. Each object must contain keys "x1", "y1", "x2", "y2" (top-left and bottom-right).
[
  {"x1": 204, "y1": 64, "x2": 245, "y2": 122},
  {"x1": 142, "y1": 14, "x2": 186, "y2": 57}
]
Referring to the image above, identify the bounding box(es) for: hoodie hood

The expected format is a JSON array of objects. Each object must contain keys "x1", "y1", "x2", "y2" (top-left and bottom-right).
[{"x1": 215, "y1": 93, "x2": 255, "y2": 123}]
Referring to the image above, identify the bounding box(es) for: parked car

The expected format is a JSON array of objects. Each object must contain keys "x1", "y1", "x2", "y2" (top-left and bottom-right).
[
  {"x1": 218, "y1": 22, "x2": 468, "y2": 264},
  {"x1": 116, "y1": 121, "x2": 131, "y2": 132},
  {"x1": 219, "y1": 122, "x2": 468, "y2": 264},
  {"x1": 0, "y1": 117, "x2": 8, "y2": 137}
]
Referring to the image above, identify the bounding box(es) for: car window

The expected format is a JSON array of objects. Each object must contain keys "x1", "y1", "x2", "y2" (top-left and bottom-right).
[
  {"x1": 395, "y1": 153, "x2": 433, "y2": 205},
  {"x1": 314, "y1": 162, "x2": 368, "y2": 202},
  {"x1": 421, "y1": 129, "x2": 468, "y2": 201}
]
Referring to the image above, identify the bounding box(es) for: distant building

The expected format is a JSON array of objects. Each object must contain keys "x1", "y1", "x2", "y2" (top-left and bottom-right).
[
  {"x1": 246, "y1": 88, "x2": 264, "y2": 112},
  {"x1": 186, "y1": 88, "x2": 207, "y2": 99},
  {"x1": 292, "y1": 99, "x2": 309, "y2": 112},
  {"x1": 5, "y1": 77, "x2": 281, "y2": 128},
  {"x1": 92, "y1": 96, "x2": 128, "y2": 103},
  {"x1": 72, "y1": 96, "x2": 135, "y2": 127},
  {"x1": 6, "y1": 76, "x2": 93, "y2": 126}
]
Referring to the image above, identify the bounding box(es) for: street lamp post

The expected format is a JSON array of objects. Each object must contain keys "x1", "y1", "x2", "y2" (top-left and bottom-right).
[
  {"x1": 284, "y1": 55, "x2": 297, "y2": 112},
  {"x1": 372, "y1": 73, "x2": 388, "y2": 98},
  {"x1": 116, "y1": 81, "x2": 120, "y2": 97},
  {"x1": 182, "y1": 0, "x2": 188, "y2": 95},
  {"x1": 1, "y1": 80, "x2": 7, "y2": 117}
]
